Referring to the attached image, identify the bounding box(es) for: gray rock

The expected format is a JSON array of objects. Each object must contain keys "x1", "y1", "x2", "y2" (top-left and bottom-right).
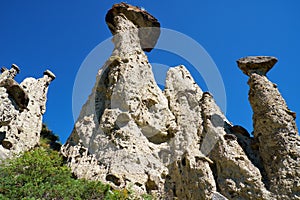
[
  {"x1": 0, "y1": 87, "x2": 18, "y2": 127},
  {"x1": 0, "y1": 64, "x2": 20, "y2": 80},
  {"x1": 44, "y1": 70, "x2": 56, "y2": 80},
  {"x1": 0, "y1": 78, "x2": 29, "y2": 110},
  {"x1": 63, "y1": 3, "x2": 300, "y2": 200},
  {"x1": 0, "y1": 66, "x2": 55, "y2": 160},
  {"x1": 212, "y1": 192, "x2": 228, "y2": 200},
  {"x1": 200, "y1": 92, "x2": 272, "y2": 199},
  {"x1": 105, "y1": 3, "x2": 160, "y2": 52},
  {"x1": 164, "y1": 66, "x2": 216, "y2": 199},
  {"x1": 239, "y1": 57, "x2": 300, "y2": 199},
  {"x1": 237, "y1": 56, "x2": 277, "y2": 76},
  {"x1": 63, "y1": 3, "x2": 173, "y2": 196}
]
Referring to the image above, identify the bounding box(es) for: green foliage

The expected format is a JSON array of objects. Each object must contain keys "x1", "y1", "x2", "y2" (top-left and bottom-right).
[
  {"x1": 0, "y1": 123, "x2": 154, "y2": 199},
  {"x1": 141, "y1": 194, "x2": 154, "y2": 200},
  {"x1": 0, "y1": 147, "x2": 142, "y2": 200},
  {"x1": 40, "y1": 123, "x2": 62, "y2": 151}
]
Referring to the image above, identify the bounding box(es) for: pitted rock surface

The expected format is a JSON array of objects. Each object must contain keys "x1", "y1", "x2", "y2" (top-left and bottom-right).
[
  {"x1": 0, "y1": 66, "x2": 55, "y2": 160},
  {"x1": 248, "y1": 72, "x2": 300, "y2": 199},
  {"x1": 106, "y1": 2, "x2": 160, "y2": 52},
  {"x1": 62, "y1": 3, "x2": 300, "y2": 199},
  {"x1": 237, "y1": 56, "x2": 278, "y2": 76}
]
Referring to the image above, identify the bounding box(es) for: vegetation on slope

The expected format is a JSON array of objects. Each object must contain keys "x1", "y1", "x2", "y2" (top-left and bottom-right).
[{"x1": 0, "y1": 124, "x2": 152, "y2": 200}]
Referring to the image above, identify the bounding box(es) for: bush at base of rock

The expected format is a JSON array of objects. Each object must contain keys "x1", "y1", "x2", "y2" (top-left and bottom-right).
[{"x1": 0, "y1": 147, "x2": 141, "y2": 200}]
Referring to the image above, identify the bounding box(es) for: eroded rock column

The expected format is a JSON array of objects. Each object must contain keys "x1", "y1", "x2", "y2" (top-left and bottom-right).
[
  {"x1": 0, "y1": 65, "x2": 55, "y2": 160},
  {"x1": 237, "y1": 56, "x2": 300, "y2": 199},
  {"x1": 62, "y1": 3, "x2": 300, "y2": 199},
  {"x1": 164, "y1": 66, "x2": 217, "y2": 199},
  {"x1": 201, "y1": 92, "x2": 272, "y2": 199},
  {"x1": 63, "y1": 3, "x2": 175, "y2": 195}
]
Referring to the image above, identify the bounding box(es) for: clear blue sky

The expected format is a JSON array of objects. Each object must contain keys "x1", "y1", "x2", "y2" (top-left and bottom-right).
[{"x1": 1, "y1": 1, "x2": 299, "y2": 143}]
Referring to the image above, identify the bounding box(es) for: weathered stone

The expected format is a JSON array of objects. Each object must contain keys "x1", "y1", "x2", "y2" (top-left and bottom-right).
[
  {"x1": 200, "y1": 92, "x2": 272, "y2": 199},
  {"x1": 0, "y1": 66, "x2": 55, "y2": 160},
  {"x1": 0, "y1": 87, "x2": 18, "y2": 127},
  {"x1": 239, "y1": 56, "x2": 300, "y2": 199},
  {"x1": 0, "y1": 78, "x2": 29, "y2": 110},
  {"x1": 200, "y1": 92, "x2": 231, "y2": 156},
  {"x1": 106, "y1": 2, "x2": 160, "y2": 52},
  {"x1": 63, "y1": 3, "x2": 300, "y2": 199},
  {"x1": 212, "y1": 192, "x2": 229, "y2": 200},
  {"x1": 0, "y1": 64, "x2": 20, "y2": 80},
  {"x1": 230, "y1": 125, "x2": 267, "y2": 185},
  {"x1": 63, "y1": 3, "x2": 173, "y2": 196},
  {"x1": 1, "y1": 140, "x2": 13, "y2": 150},
  {"x1": 0, "y1": 67, "x2": 7, "y2": 73},
  {"x1": 230, "y1": 125, "x2": 250, "y2": 138},
  {"x1": 164, "y1": 66, "x2": 216, "y2": 199},
  {"x1": 44, "y1": 70, "x2": 56, "y2": 80},
  {"x1": 237, "y1": 56, "x2": 277, "y2": 76},
  {"x1": 11, "y1": 64, "x2": 20, "y2": 73}
]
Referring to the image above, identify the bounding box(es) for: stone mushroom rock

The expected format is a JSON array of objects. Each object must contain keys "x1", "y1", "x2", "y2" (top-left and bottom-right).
[
  {"x1": 11, "y1": 64, "x2": 20, "y2": 73},
  {"x1": 62, "y1": 2, "x2": 174, "y2": 196},
  {"x1": 0, "y1": 64, "x2": 20, "y2": 80},
  {"x1": 0, "y1": 66, "x2": 55, "y2": 160},
  {"x1": 238, "y1": 56, "x2": 300, "y2": 199},
  {"x1": 105, "y1": 2, "x2": 160, "y2": 52},
  {"x1": 237, "y1": 56, "x2": 278, "y2": 76},
  {"x1": 63, "y1": 3, "x2": 300, "y2": 199},
  {"x1": 44, "y1": 69, "x2": 56, "y2": 81}
]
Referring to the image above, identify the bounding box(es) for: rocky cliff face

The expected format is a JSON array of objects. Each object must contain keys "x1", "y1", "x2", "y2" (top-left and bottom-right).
[
  {"x1": 0, "y1": 65, "x2": 55, "y2": 160},
  {"x1": 62, "y1": 3, "x2": 300, "y2": 199}
]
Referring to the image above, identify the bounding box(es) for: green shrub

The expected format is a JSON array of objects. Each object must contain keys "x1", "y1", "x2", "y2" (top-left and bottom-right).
[
  {"x1": 0, "y1": 124, "x2": 154, "y2": 199},
  {"x1": 40, "y1": 123, "x2": 62, "y2": 151},
  {"x1": 0, "y1": 147, "x2": 135, "y2": 200}
]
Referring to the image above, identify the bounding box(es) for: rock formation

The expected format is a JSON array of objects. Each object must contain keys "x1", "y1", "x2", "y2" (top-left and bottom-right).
[
  {"x1": 237, "y1": 56, "x2": 300, "y2": 199},
  {"x1": 62, "y1": 3, "x2": 300, "y2": 199},
  {"x1": 0, "y1": 65, "x2": 55, "y2": 160}
]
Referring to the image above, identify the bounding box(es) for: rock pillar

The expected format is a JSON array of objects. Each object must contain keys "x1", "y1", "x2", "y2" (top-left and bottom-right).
[
  {"x1": 0, "y1": 65, "x2": 55, "y2": 160},
  {"x1": 237, "y1": 56, "x2": 300, "y2": 198}
]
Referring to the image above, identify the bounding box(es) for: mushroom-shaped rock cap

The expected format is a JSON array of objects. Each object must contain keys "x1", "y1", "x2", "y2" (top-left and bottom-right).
[
  {"x1": 237, "y1": 56, "x2": 278, "y2": 76},
  {"x1": 11, "y1": 64, "x2": 20, "y2": 73},
  {"x1": 105, "y1": 3, "x2": 160, "y2": 52},
  {"x1": 43, "y1": 70, "x2": 56, "y2": 80}
]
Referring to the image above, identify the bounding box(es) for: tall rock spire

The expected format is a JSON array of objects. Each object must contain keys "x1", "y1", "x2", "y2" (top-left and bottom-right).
[
  {"x1": 62, "y1": 3, "x2": 299, "y2": 199},
  {"x1": 62, "y1": 3, "x2": 176, "y2": 195},
  {"x1": 237, "y1": 56, "x2": 300, "y2": 199}
]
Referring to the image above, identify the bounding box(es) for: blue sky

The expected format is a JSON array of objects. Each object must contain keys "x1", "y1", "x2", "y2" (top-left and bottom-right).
[{"x1": 1, "y1": 1, "x2": 299, "y2": 143}]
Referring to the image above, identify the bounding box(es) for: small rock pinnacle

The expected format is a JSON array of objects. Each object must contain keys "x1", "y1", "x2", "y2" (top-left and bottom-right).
[
  {"x1": 11, "y1": 64, "x2": 20, "y2": 74},
  {"x1": 43, "y1": 70, "x2": 56, "y2": 80}
]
